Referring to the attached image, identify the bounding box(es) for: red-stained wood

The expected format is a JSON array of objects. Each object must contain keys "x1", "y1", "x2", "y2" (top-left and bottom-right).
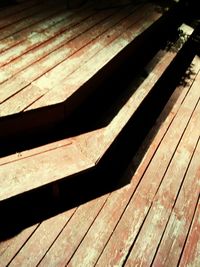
[
  {"x1": 67, "y1": 183, "x2": 141, "y2": 267},
  {"x1": 0, "y1": 25, "x2": 194, "y2": 202},
  {"x1": 179, "y1": 197, "x2": 200, "y2": 267},
  {"x1": 0, "y1": 2, "x2": 68, "y2": 51},
  {"x1": 0, "y1": 4, "x2": 140, "y2": 114},
  {"x1": 0, "y1": 8, "x2": 95, "y2": 69},
  {"x1": 7, "y1": 208, "x2": 76, "y2": 267},
  {"x1": 37, "y1": 194, "x2": 109, "y2": 267},
  {"x1": 0, "y1": 138, "x2": 73, "y2": 166},
  {"x1": 124, "y1": 88, "x2": 200, "y2": 266},
  {"x1": 27, "y1": 5, "x2": 161, "y2": 110},
  {"x1": 0, "y1": 140, "x2": 94, "y2": 201},
  {"x1": 0, "y1": 3, "x2": 141, "y2": 104},
  {"x1": 95, "y1": 56, "x2": 200, "y2": 267},
  {"x1": 0, "y1": 224, "x2": 39, "y2": 267},
  {"x1": 152, "y1": 137, "x2": 200, "y2": 267}
]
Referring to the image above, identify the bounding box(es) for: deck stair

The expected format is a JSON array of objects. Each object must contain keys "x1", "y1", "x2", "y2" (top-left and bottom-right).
[{"x1": 0, "y1": 0, "x2": 198, "y2": 202}]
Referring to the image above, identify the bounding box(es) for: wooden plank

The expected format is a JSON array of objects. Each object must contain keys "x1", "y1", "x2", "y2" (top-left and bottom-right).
[
  {"x1": 0, "y1": 3, "x2": 140, "y2": 104},
  {"x1": 27, "y1": 4, "x2": 161, "y2": 110},
  {"x1": 126, "y1": 56, "x2": 200, "y2": 187},
  {"x1": 7, "y1": 208, "x2": 76, "y2": 267},
  {"x1": 0, "y1": 0, "x2": 57, "y2": 31},
  {"x1": 0, "y1": 10, "x2": 98, "y2": 102},
  {"x1": 67, "y1": 181, "x2": 147, "y2": 266},
  {"x1": 64, "y1": 57, "x2": 200, "y2": 267},
  {"x1": 37, "y1": 194, "x2": 109, "y2": 267},
  {"x1": 0, "y1": 1, "x2": 69, "y2": 52},
  {"x1": 95, "y1": 57, "x2": 200, "y2": 267},
  {"x1": 0, "y1": 0, "x2": 42, "y2": 22},
  {"x1": 0, "y1": 138, "x2": 73, "y2": 166},
  {"x1": 0, "y1": 140, "x2": 94, "y2": 201},
  {"x1": 0, "y1": 4, "x2": 140, "y2": 115},
  {"x1": 0, "y1": 8, "x2": 95, "y2": 69},
  {"x1": 124, "y1": 90, "x2": 200, "y2": 266},
  {"x1": 179, "y1": 197, "x2": 200, "y2": 267},
  {"x1": 152, "y1": 137, "x2": 200, "y2": 267},
  {"x1": 0, "y1": 224, "x2": 38, "y2": 267}
]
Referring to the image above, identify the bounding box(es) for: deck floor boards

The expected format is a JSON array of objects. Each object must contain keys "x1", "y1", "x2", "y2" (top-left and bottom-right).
[
  {"x1": 0, "y1": 0, "x2": 162, "y2": 131},
  {"x1": 0, "y1": 1, "x2": 200, "y2": 266},
  {"x1": 0, "y1": 55, "x2": 200, "y2": 266}
]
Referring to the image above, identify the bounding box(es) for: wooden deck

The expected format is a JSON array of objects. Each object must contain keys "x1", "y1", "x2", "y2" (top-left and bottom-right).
[
  {"x1": 0, "y1": 0, "x2": 182, "y2": 138},
  {"x1": 0, "y1": 0, "x2": 190, "y2": 201},
  {"x1": 0, "y1": 1, "x2": 200, "y2": 266},
  {"x1": 0, "y1": 55, "x2": 200, "y2": 266}
]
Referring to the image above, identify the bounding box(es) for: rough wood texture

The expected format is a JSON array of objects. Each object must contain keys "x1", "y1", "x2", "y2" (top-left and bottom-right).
[
  {"x1": 37, "y1": 195, "x2": 109, "y2": 267},
  {"x1": 0, "y1": 224, "x2": 38, "y2": 267},
  {"x1": 0, "y1": 23, "x2": 193, "y2": 201},
  {"x1": 125, "y1": 86, "x2": 200, "y2": 266},
  {"x1": 0, "y1": 55, "x2": 200, "y2": 267},
  {"x1": 0, "y1": 0, "x2": 168, "y2": 140},
  {"x1": 179, "y1": 197, "x2": 200, "y2": 267},
  {"x1": 8, "y1": 208, "x2": 76, "y2": 267}
]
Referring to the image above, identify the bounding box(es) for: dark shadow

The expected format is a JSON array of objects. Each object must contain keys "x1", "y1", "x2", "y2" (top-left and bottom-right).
[
  {"x1": 178, "y1": 63, "x2": 195, "y2": 87},
  {"x1": 165, "y1": 28, "x2": 190, "y2": 53},
  {"x1": 0, "y1": 0, "x2": 18, "y2": 8}
]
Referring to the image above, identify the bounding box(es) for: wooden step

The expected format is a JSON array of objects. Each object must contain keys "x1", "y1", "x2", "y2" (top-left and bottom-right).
[
  {"x1": 1, "y1": 54, "x2": 200, "y2": 267},
  {"x1": 0, "y1": 0, "x2": 184, "y2": 139},
  {"x1": 0, "y1": 23, "x2": 194, "y2": 202}
]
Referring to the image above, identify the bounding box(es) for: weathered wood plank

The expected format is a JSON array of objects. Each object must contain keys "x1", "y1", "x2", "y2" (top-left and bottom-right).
[
  {"x1": 8, "y1": 208, "x2": 76, "y2": 267},
  {"x1": 37, "y1": 195, "x2": 109, "y2": 267},
  {"x1": 0, "y1": 224, "x2": 38, "y2": 267},
  {"x1": 95, "y1": 56, "x2": 200, "y2": 267},
  {"x1": 0, "y1": 10, "x2": 97, "y2": 102},
  {"x1": 0, "y1": 1, "x2": 68, "y2": 51},
  {"x1": 28, "y1": 5, "x2": 161, "y2": 110},
  {"x1": 0, "y1": 4, "x2": 140, "y2": 115},
  {"x1": 0, "y1": 8, "x2": 95, "y2": 69},
  {"x1": 0, "y1": 0, "x2": 56, "y2": 31},
  {"x1": 67, "y1": 181, "x2": 147, "y2": 267},
  {"x1": 179, "y1": 197, "x2": 200, "y2": 267},
  {"x1": 0, "y1": 141, "x2": 94, "y2": 201},
  {"x1": 124, "y1": 87, "x2": 200, "y2": 266},
  {"x1": 0, "y1": 138, "x2": 73, "y2": 166},
  {"x1": 152, "y1": 137, "x2": 200, "y2": 267}
]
